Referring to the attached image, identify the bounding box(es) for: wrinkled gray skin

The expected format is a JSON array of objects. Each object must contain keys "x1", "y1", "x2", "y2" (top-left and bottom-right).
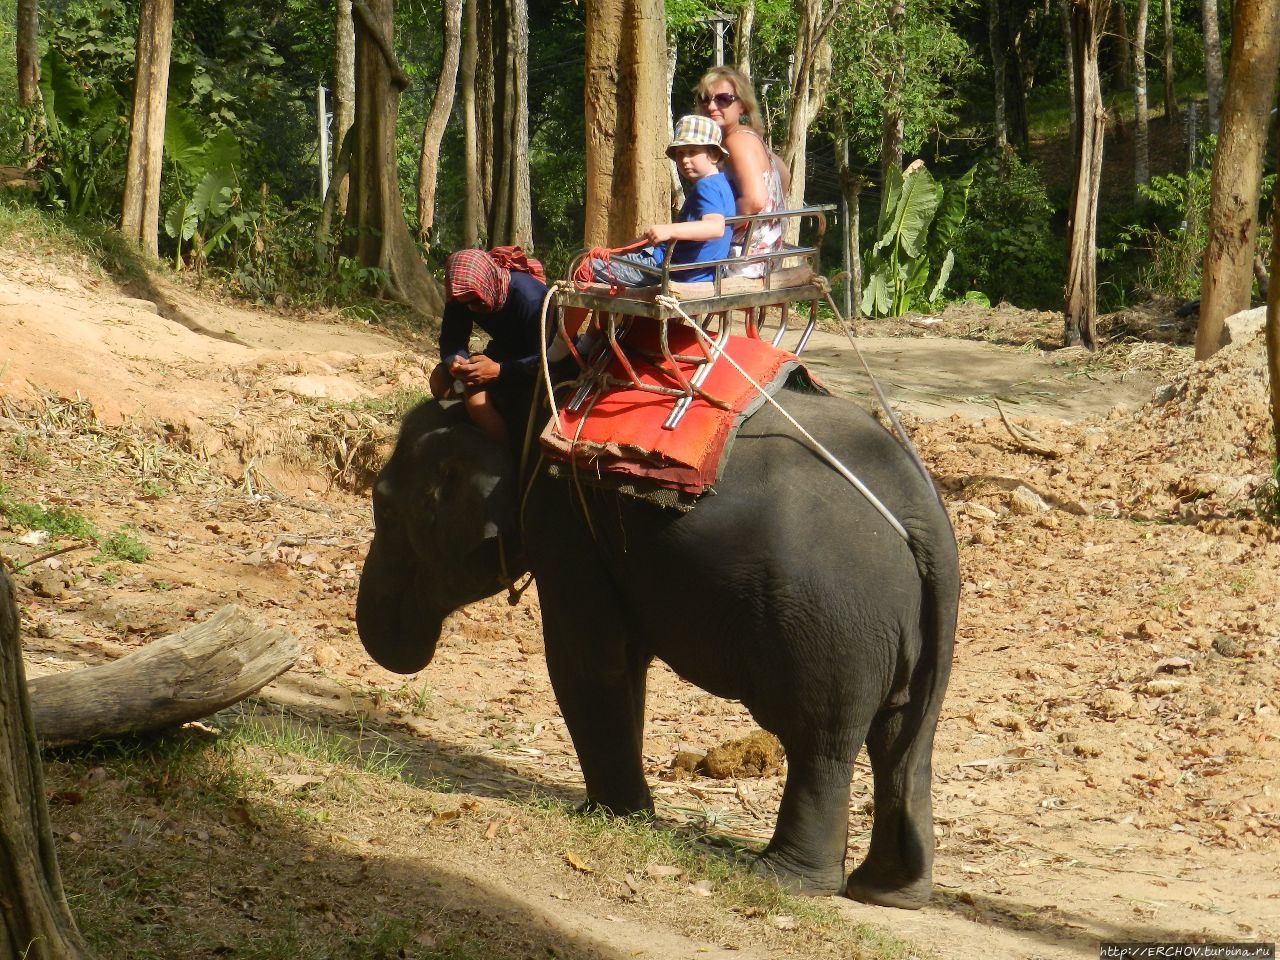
[{"x1": 357, "y1": 392, "x2": 958, "y2": 908}]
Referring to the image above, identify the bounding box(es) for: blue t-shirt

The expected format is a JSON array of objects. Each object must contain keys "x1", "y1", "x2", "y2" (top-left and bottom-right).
[{"x1": 655, "y1": 172, "x2": 735, "y2": 282}]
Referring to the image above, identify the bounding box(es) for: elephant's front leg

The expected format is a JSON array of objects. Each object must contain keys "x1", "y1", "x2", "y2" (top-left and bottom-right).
[
  {"x1": 754, "y1": 745, "x2": 859, "y2": 896},
  {"x1": 539, "y1": 586, "x2": 653, "y2": 817}
]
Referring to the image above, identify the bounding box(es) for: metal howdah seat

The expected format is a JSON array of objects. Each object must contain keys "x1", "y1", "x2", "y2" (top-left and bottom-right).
[{"x1": 549, "y1": 205, "x2": 836, "y2": 429}]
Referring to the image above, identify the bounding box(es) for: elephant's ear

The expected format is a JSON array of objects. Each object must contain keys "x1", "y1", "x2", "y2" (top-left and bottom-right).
[{"x1": 430, "y1": 455, "x2": 507, "y2": 555}]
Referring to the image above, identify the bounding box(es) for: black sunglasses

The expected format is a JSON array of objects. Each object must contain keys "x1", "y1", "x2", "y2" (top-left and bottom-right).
[{"x1": 699, "y1": 92, "x2": 739, "y2": 109}]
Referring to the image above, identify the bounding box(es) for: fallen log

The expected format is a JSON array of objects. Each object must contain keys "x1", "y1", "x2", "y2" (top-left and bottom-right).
[{"x1": 28, "y1": 604, "x2": 301, "y2": 748}]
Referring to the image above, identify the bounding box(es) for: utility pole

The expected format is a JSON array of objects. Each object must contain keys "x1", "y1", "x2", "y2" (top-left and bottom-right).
[
  {"x1": 317, "y1": 84, "x2": 330, "y2": 202},
  {"x1": 699, "y1": 11, "x2": 735, "y2": 66}
]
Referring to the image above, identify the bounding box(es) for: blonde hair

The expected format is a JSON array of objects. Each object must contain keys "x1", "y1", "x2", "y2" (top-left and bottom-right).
[{"x1": 696, "y1": 66, "x2": 766, "y2": 137}]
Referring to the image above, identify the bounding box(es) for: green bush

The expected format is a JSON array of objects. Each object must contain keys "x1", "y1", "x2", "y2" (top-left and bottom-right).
[{"x1": 952, "y1": 154, "x2": 1061, "y2": 309}]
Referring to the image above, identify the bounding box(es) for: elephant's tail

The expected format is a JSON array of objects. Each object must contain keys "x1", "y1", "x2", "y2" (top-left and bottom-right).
[{"x1": 908, "y1": 526, "x2": 959, "y2": 726}]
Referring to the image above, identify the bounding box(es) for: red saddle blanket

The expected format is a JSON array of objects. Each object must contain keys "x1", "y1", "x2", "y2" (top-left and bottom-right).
[{"x1": 539, "y1": 324, "x2": 820, "y2": 496}]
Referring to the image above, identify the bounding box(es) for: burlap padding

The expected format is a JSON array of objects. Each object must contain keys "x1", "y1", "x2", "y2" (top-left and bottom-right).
[
  {"x1": 540, "y1": 326, "x2": 825, "y2": 497},
  {"x1": 575, "y1": 264, "x2": 815, "y2": 302}
]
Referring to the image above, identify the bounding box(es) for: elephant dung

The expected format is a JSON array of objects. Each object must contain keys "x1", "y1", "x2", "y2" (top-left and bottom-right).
[{"x1": 699, "y1": 730, "x2": 785, "y2": 779}]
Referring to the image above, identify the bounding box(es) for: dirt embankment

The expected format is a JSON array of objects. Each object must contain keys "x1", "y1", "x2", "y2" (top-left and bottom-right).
[{"x1": 2, "y1": 241, "x2": 1277, "y2": 959}]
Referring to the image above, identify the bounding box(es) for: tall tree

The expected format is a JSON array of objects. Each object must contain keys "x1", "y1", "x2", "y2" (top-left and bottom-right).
[
  {"x1": 460, "y1": 0, "x2": 483, "y2": 246},
  {"x1": 876, "y1": 0, "x2": 904, "y2": 183},
  {"x1": 119, "y1": 0, "x2": 175, "y2": 257},
  {"x1": 1111, "y1": 0, "x2": 1132, "y2": 90},
  {"x1": 485, "y1": 0, "x2": 532, "y2": 247},
  {"x1": 416, "y1": 0, "x2": 463, "y2": 245},
  {"x1": 782, "y1": 0, "x2": 843, "y2": 219},
  {"x1": 1268, "y1": 131, "x2": 1280, "y2": 451},
  {"x1": 583, "y1": 0, "x2": 669, "y2": 246},
  {"x1": 1195, "y1": 0, "x2": 1280, "y2": 359},
  {"x1": 1132, "y1": 0, "x2": 1150, "y2": 192},
  {"x1": 16, "y1": 0, "x2": 39, "y2": 110},
  {"x1": 1201, "y1": 0, "x2": 1223, "y2": 133},
  {"x1": 988, "y1": 0, "x2": 1009, "y2": 152},
  {"x1": 344, "y1": 0, "x2": 443, "y2": 314},
  {"x1": 1, "y1": 566, "x2": 93, "y2": 959},
  {"x1": 333, "y1": 0, "x2": 356, "y2": 214},
  {"x1": 735, "y1": 0, "x2": 756, "y2": 79},
  {"x1": 1062, "y1": 0, "x2": 1111, "y2": 350},
  {"x1": 1160, "y1": 0, "x2": 1177, "y2": 121}
]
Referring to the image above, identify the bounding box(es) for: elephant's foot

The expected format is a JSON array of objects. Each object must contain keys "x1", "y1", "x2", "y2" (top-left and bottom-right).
[
  {"x1": 751, "y1": 850, "x2": 845, "y2": 897},
  {"x1": 844, "y1": 864, "x2": 932, "y2": 910},
  {"x1": 577, "y1": 797, "x2": 655, "y2": 820}
]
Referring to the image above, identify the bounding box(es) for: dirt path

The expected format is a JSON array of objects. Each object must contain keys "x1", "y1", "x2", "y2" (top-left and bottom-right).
[
  {"x1": 803, "y1": 330, "x2": 1164, "y2": 421},
  {"x1": 3, "y1": 251, "x2": 1277, "y2": 958}
]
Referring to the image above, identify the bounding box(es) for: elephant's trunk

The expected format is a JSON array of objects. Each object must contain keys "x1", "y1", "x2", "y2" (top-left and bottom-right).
[{"x1": 356, "y1": 537, "x2": 444, "y2": 674}]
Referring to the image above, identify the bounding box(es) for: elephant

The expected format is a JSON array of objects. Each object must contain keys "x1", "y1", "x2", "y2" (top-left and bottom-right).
[{"x1": 356, "y1": 385, "x2": 959, "y2": 909}]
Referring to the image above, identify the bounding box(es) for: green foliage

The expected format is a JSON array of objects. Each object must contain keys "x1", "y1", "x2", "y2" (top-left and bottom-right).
[
  {"x1": 827, "y1": 0, "x2": 975, "y2": 160},
  {"x1": 95, "y1": 527, "x2": 151, "y2": 564},
  {"x1": 162, "y1": 107, "x2": 257, "y2": 270},
  {"x1": 34, "y1": 48, "x2": 130, "y2": 219},
  {"x1": 1256, "y1": 460, "x2": 1280, "y2": 526},
  {"x1": 861, "y1": 162, "x2": 973, "y2": 317},
  {"x1": 1100, "y1": 137, "x2": 1278, "y2": 303},
  {"x1": 953, "y1": 154, "x2": 1062, "y2": 309},
  {"x1": 0, "y1": 486, "x2": 100, "y2": 541}
]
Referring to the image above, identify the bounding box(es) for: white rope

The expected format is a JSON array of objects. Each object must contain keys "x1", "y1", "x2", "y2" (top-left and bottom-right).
[
  {"x1": 537, "y1": 283, "x2": 568, "y2": 425},
  {"x1": 656, "y1": 295, "x2": 911, "y2": 543}
]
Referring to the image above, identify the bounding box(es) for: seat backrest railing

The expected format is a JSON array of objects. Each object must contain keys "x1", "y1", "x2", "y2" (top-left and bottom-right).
[{"x1": 565, "y1": 205, "x2": 834, "y2": 299}]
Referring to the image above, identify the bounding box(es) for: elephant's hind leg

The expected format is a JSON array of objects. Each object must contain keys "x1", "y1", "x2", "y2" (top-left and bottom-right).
[
  {"x1": 845, "y1": 702, "x2": 938, "y2": 910},
  {"x1": 753, "y1": 744, "x2": 860, "y2": 897}
]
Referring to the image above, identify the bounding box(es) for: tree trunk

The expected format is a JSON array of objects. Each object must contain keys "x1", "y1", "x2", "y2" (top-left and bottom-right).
[
  {"x1": 1133, "y1": 0, "x2": 1150, "y2": 193},
  {"x1": 460, "y1": 0, "x2": 482, "y2": 246},
  {"x1": 1112, "y1": 0, "x2": 1132, "y2": 90},
  {"x1": 583, "y1": 0, "x2": 670, "y2": 247},
  {"x1": 0, "y1": 565, "x2": 93, "y2": 959},
  {"x1": 835, "y1": 135, "x2": 863, "y2": 321},
  {"x1": 874, "y1": 0, "x2": 903, "y2": 188},
  {"x1": 486, "y1": 0, "x2": 532, "y2": 248},
  {"x1": 344, "y1": 0, "x2": 444, "y2": 315},
  {"x1": 1268, "y1": 131, "x2": 1280, "y2": 449},
  {"x1": 782, "y1": 0, "x2": 843, "y2": 237},
  {"x1": 476, "y1": 0, "x2": 495, "y2": 224},
  {"x1": 16, "y1": 0, "x2": 39, "y2": 109},
  {"x1": 119, "y1": 0, "x2": 174, "y2": 258},
  {"x1": 1160, "y1": 0, "x2": 1177, "y2": 121},
  {"x1": 1061, "y1": 0, "x2": 1077, "y2": 149},
  {"x1": 666, "y1": 34, "x2": 684, "y2": 214},
  {"x1": 416, "y1": 0, "x2": 463, "y2": 245},
  {"x1": 735, "y1": 0, "x2": 755, "y2": 78},
  {"x1": 1201, "y1": 0, "x2": 1223, "y2": 134},
  {"x1": 29, "y1": 605, "x2": 299, "y2": 749},
  {"x1": 1007, "y1": 3, "x2": 1032, "y2": 154},
  {"x1": 989, "y1": 0, "x2": 1009, "y2": 151},
  {"x1": 334, "y1": 0, "x2": 356, "y2": 215},
  {"x1": 1063, "y1": 0, "x2": 1111, "y2": 350},
  {"x1": 1195, "y1": 0, "x2": 1280, "y2": 359}
]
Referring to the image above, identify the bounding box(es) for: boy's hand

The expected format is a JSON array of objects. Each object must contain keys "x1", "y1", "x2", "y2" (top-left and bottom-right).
[{"x1": 643, "y1": 223, "x2": 674, "y2": 245}]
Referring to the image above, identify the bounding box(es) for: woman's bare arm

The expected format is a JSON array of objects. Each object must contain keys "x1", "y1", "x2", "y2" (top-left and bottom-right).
[{"x1": 724, "y1": 128, "x2": 770, "y2": 214}]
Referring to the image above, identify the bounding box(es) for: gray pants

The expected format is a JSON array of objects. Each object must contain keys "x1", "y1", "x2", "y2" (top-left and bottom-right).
[{"x1": 591, "y1": 247, "x2": 661, "y2": 287}]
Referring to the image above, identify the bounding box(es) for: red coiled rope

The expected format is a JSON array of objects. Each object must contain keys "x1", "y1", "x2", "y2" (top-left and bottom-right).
[{"x1": 572, "y1": 238, "x2": 651, "y2": 294}]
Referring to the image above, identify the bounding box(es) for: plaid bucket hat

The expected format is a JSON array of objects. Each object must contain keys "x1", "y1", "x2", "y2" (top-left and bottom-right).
[{"x1": 666, "y1": 115, "x2": 729, "y2": 160}]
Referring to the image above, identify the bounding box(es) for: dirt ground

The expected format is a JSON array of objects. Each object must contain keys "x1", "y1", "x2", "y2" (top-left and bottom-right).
[{"x1": 2, "y1": 240, "x2": 1278, "y2": 959}]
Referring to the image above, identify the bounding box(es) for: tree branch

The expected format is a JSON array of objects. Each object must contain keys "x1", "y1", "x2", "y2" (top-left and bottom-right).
[{"x1": 351, "y1": 0, "x2": 411, "y2": 91}]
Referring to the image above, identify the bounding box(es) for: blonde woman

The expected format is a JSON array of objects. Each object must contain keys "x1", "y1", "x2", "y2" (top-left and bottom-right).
[{"x1": 695, "y1": 66, "x2": 789, "y2": 277}]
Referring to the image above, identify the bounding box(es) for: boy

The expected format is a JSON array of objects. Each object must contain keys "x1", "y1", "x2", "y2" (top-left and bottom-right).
[{"x1": 593, "y1": 115, "x2": 736, "y2": 287}]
